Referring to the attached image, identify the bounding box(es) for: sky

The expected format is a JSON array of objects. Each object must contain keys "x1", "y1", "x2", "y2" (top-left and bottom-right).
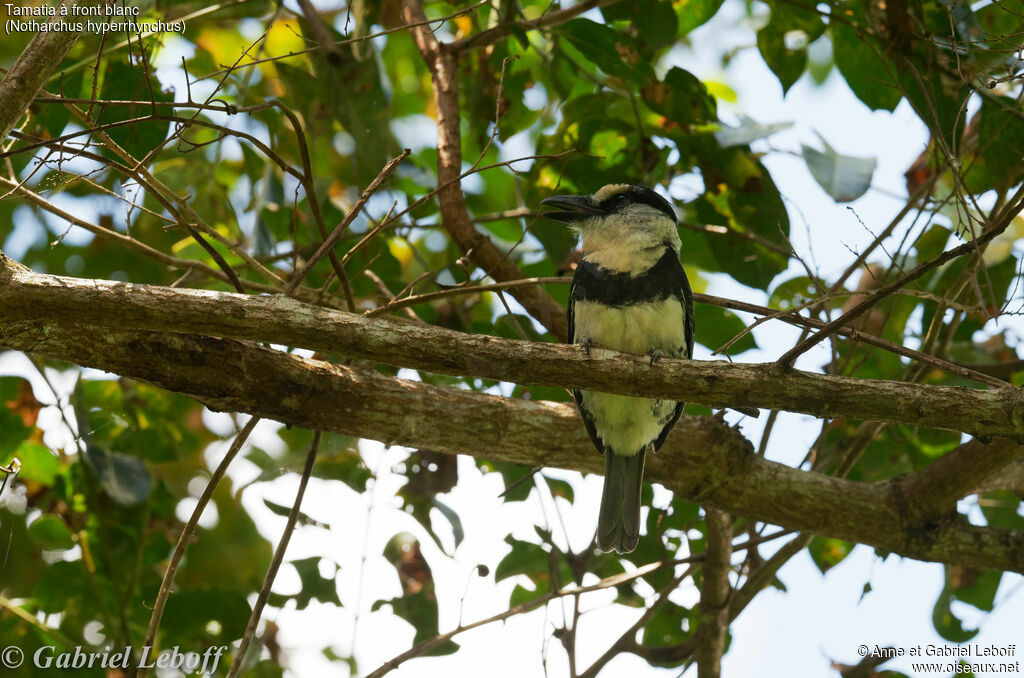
[{"x1": 2, "y1": 1, "x2": 1024, "y2": 677}]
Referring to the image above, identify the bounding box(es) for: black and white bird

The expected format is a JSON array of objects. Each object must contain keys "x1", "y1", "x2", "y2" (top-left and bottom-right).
[{"x1": 542, "y1": 184, "x2": 694, "y2": 554}]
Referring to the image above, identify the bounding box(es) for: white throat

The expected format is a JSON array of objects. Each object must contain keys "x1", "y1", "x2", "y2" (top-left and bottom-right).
[{"x1": 576, "y1": 205, "x2": 680, "y2": 274}]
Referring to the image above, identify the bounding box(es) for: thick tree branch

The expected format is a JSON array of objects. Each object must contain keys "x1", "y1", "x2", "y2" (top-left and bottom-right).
[
  {"x1": 2, "y1": 257, "x2": 1023, "y2": 441},
  {"x1": 896, "y1": 437, "x2": 1022, "y2": 523},
  {"x1": 1, "y1": 315, "x2": 1022, "y2": 572},
  {"x1": 402, "y1": 0, "x2": 569, "y2": 339},
  {"x1": 695, "y1": 509, "x2": 732, "y2": 678}
]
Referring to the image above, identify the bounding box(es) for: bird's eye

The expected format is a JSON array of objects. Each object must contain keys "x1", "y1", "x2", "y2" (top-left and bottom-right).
[{"x1": 606, "y1": 193, "x2": 628, "y2": 209}]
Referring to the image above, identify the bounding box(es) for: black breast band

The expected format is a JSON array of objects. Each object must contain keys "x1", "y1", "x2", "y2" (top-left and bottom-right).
[{"x1": 571, "y1": 247, "x2": 687, "y2": 307}]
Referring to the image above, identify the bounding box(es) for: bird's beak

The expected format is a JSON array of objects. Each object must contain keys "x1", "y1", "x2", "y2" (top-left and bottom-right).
[{"x1": 540, "y1": 195, "x2": 604, "y2": 223}]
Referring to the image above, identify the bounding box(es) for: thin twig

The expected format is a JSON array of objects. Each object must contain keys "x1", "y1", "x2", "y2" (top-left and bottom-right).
[
  {"x1": 365, "y1": 277, "x2": 568, "y2": 316},
  {"x1": 227, "y1": 430, "x2": 321, "y2": 678},
  {"x1": 284, "y1": 150, "x2": 410, "y2": 294},
  {"x1": 138, "y1": 418, "x2": 261, "y2": 678},
  {"x1": 777, "y1": 183, "x2": 1024, "y2": 367},
  {"x1": 367, "y1": 560, "x2": 680, "y2": 678}
]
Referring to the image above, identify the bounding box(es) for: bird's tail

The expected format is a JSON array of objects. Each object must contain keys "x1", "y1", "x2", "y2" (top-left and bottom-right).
[{"x1": 597, "y1": 448, "x2": 646, "y2": 554}]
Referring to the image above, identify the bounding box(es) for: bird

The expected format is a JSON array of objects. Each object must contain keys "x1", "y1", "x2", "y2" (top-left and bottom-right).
[{"x1": 542, "y1": 184, "x2": 694, "y2": 554}]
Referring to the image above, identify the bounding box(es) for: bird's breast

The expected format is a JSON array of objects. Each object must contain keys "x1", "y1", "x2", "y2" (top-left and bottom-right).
[{"x1": 573, "y1": 298, "x2": 686, "y2": 356}]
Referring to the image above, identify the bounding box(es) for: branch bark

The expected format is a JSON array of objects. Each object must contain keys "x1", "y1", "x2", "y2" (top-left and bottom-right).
[
  {"x1": 695, "y1": 509, "x2": 732, "y2": 678},
  {"x1": 1, "y1": 311, "x2": 1022, "y2": 572},
  {"x1": 402, "y1": 0, "x2": 569, "y2": 339},
  {"x1": 2, "y1": 256, "x2": 1023, "y2": 441}
]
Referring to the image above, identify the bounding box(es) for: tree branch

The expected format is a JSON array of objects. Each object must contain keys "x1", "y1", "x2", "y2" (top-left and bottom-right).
[
  {"x1": 777, "y1": 183, "x2": 1024, "y2": 366},
  {"x1": 228, "y1": 431, "x2": 319, "y2": 678},
  {"x1": 139, "y1": 417, "x2": 260, "y2": 676},
  {"x1": 695, "y1": 509, "x2": 732, "y2": 678},
  {"x1": 450, "y1": 0, "x2": 621, "y2": 54},
  {"x1": 0, "y1": 0, "x2": 112, "y2": 143},
  {"x1": 0, "y1": 313, "x2": 1022, "y2": 572},
  {"x1": 2, "y1": 256, "x2": 1023, "y2": 441},
  {"x1": 896, "y1": 437, "x2": 1022, "y2": 523},
  {"x1": 402, "y1": 0, "x2": 569, "y2": 339}
]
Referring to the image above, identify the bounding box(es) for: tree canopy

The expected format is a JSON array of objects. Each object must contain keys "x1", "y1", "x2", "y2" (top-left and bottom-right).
[{"x1": 1, "y1": 0, "x2": 1023, "y2": 676}]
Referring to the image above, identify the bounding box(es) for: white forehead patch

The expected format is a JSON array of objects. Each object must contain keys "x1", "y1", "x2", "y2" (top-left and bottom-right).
[{"x1": 593, "y1": 184, "x2": 631, "y2": 202}]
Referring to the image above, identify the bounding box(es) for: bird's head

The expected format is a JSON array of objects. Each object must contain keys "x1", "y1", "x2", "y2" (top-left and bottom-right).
[
  {"x1": 541, "y1": 184, "x2": 680, "y2": 271},
  {"x1": 541, "y1": 184, "x2": 680, "y2": 265}
]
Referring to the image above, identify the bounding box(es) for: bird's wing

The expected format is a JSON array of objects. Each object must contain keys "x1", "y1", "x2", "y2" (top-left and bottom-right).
[
  {"x1": 682, "y1": 264, "x2": 695, "y2": 360},
  {"x1": 654, "y1": 255, "x2": 694, "y2": 452},
  {"x1": 568, "y1": 265, "x2": 606, "y2": 455},
  {"x1": 567, "y1": 272, "x2": 576, "y2": 345}
]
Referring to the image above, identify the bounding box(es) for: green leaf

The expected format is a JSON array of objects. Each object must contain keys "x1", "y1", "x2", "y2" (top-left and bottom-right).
[
  {"x1": 31, "y1": 70, "x2": 83, "y2": 138},
  {"x1": 932, "y1": 583, "x2": 980, "y2": 643},
  {"x1": 979, "y1": 489, "x2": 1024, "y2": 531},
  {"x1": 602, "y1": 0, "x2": 678, "y2": 51},
  {"x1": 0, "y1": 377, "x2": 33, "y2": 459},
  {"x1": 263, "y1": 498, "x2": 328, "y2": 528},
  {"x1": 376, "y1": 533, "x2": 457, "y2": 655},
  {"x1": 641, "y1": 601, "x2": 693, "y2": 647},
  {"x1": 768, "y1": 275, "x2": 820, "y2": 310},
  {"x1": 431, "y1": 497, "x2": 465, "y2": 547},
  {"x1": 675, "y1": 0, "x2": 725, "y2": 34},
  {"x1": 96, "y1": 60, "x2": 173, "y2": 162},
  {"x1": 12, "y1": 441, "x2": 59, "y2": 486},
  {"x1": 694, "y1": 304, "x2": 758, "y2": 355},
  {"x1": 314, "y1": 449, "x2": 372, "y2": 492},
  {"x1": 27, "y1": 516, "x2": 74, "y2": 550},
  {"x1": 965, "y1": 96, "x2": 1024, "y2": 193},
  {"x1": 495, "y1": 537, "x2": 549, "y2": 582},
  {"x1": 558, "y1": 19, "x2": 653, "y2": 84},
  {"x1": 831, "y1": 18, "x2": 901, "y2": 111},
  {"x1": 35, "y1": 560, "x2": 87, "y2": 613},
  {"x1": 660, "y1": 496, "x2": 701, "y2": 531},
  {"x1": 82, "y1": 445, "x2": 151, "y2": 506},
  {"x1": 757, "y1": 2, "x2": 825, "y2": 94},
  {"x1": 642, "y1": 67, "x2": 717, "y2": 126},
  {"x1": 483, "y1": 461, "x2": 535, "y2": 502},
  {"x1": 685, "y1": 163, "x2": 790, "y2": 289},
  {"x1": 808, "y1": 536, "x2": 854, "y2": 573},
  {"x1": 162, "y1": 588, "x2": 251, "y2": 644},
  {"x1": 543, "y1": 476, "x2": 575, "y2": 503},
  {"x1": 915, "y1": 224, "x2": 951, "y2": 262},
  {"x1": 946, "y1": 566, "x2": 1001, "y2": 613},
  {"x1": 268, "y1": 557, "x2": 341, "y2": 610},
  {"x1": 178, "y1": 479, "x2": 273, "y2": 594},
  {"x1": 509, "y1": 581, "x2": 548, "y2": 607},
  {"x1": 802, "y1": 135, "x2": 876, "y2": 202}
]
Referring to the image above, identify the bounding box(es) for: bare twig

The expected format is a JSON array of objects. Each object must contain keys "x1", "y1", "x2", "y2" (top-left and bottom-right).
[
  {"x1": 366, "y1": 560, "x2": 674, "y2": 678},
  {"x1": 284, "y1": 150, "x2": 410, "y2": 294},
  {"x1": 577, "y1": 565, "x2": 700, "y2": 678},
  {"x1": 227, "y1": 430, "x2": 321, "y2": 678},
  {"x1": 450, "y1": 0, "x2": 622, "y2": 53},
  {"x1": 777, "y1": 183, "x2": 1024, "y2": 366},
  {"x1": 139, "y1": 418, "x2": 261, "y2": 678},
  {"x1": 294, "y1": 0, "x2": 341, "y2": 63},
  {"x1": 365, "y1": 277, "x2": 568, "y2": 317}
]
